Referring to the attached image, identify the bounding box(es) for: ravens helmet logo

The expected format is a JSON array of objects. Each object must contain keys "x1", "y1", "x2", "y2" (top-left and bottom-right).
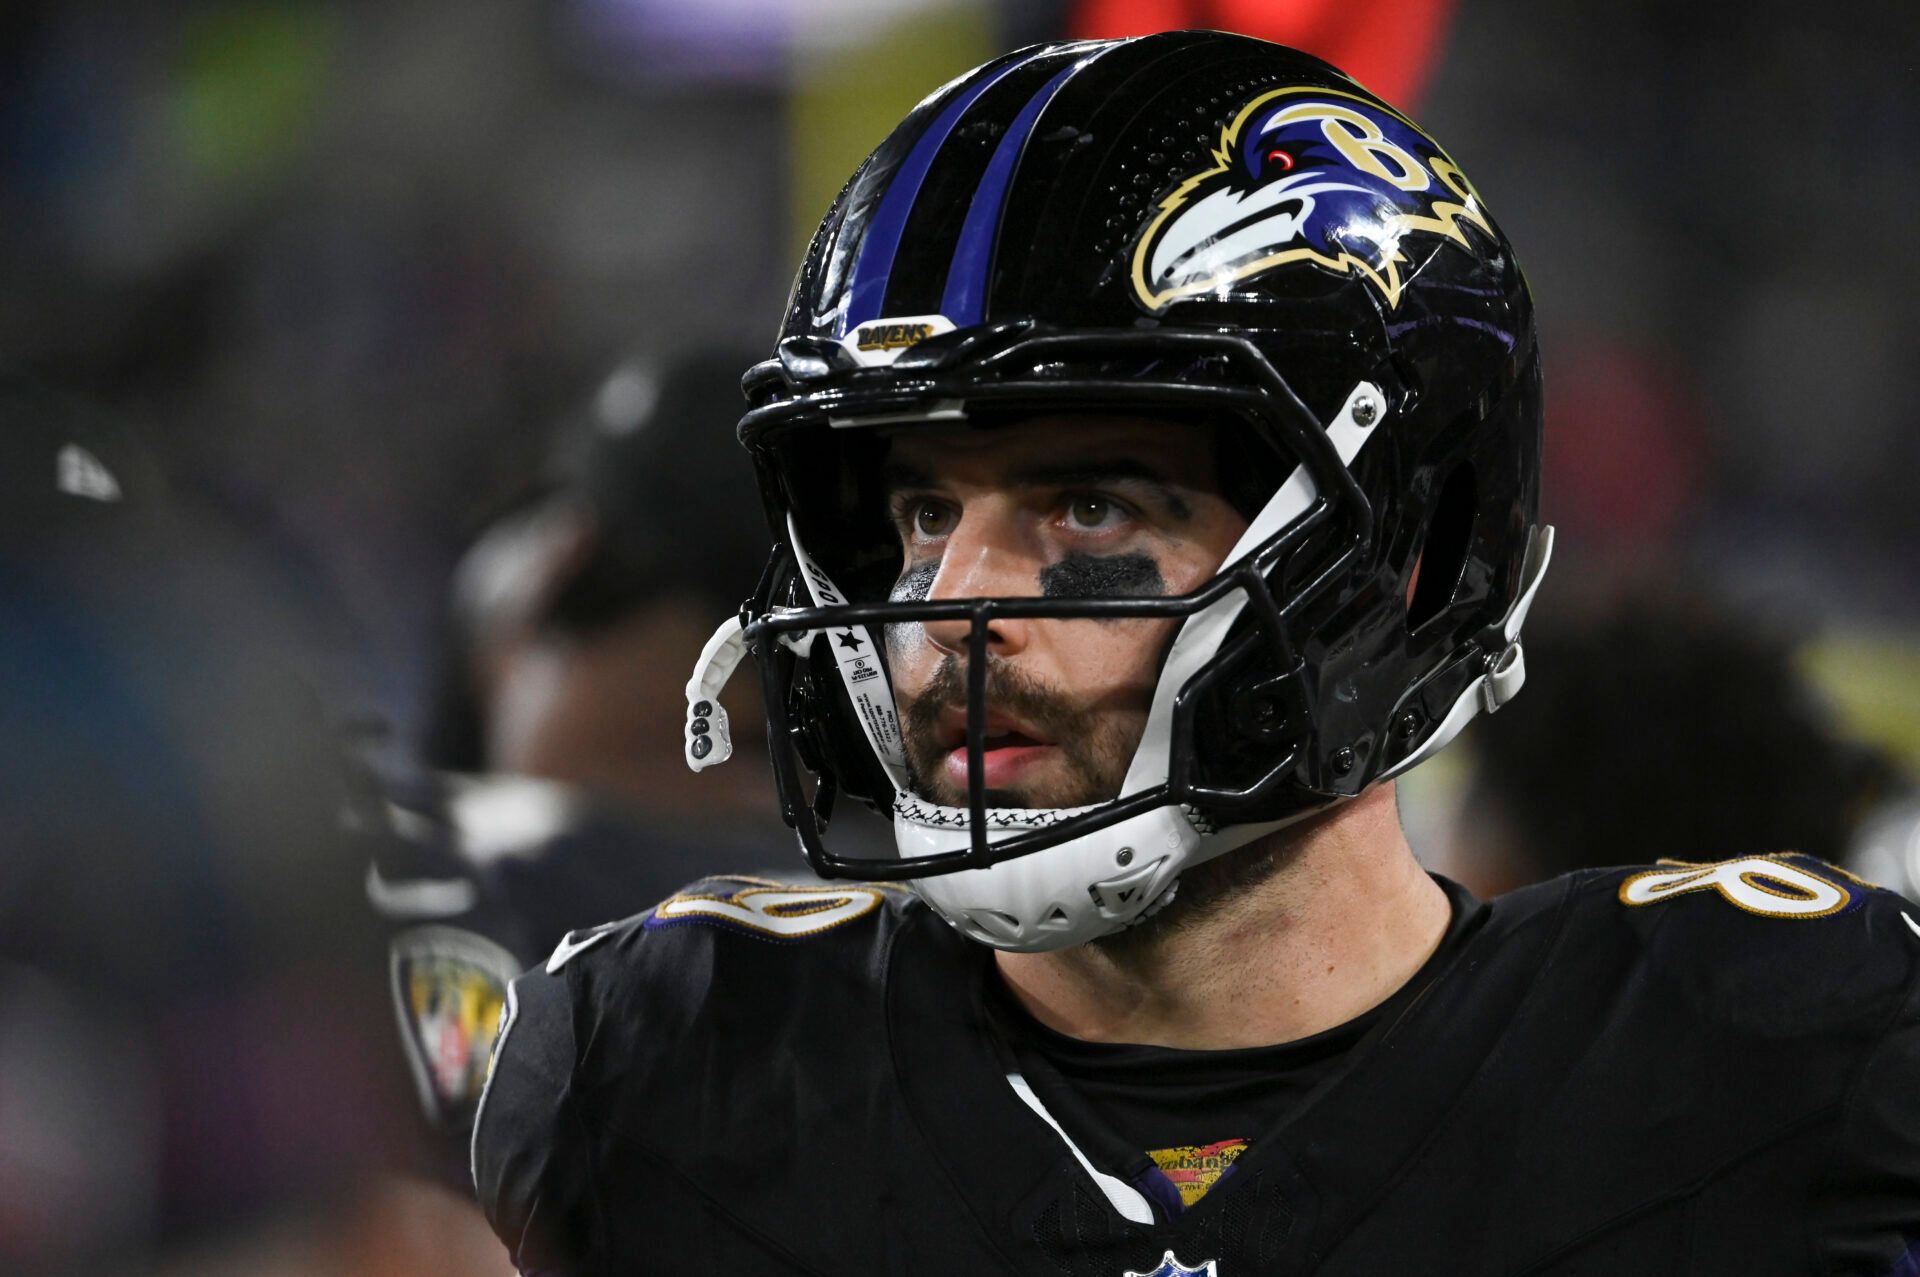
[{"x1": 1132, "y1": 86, "x2": 1496, "y2": 312}]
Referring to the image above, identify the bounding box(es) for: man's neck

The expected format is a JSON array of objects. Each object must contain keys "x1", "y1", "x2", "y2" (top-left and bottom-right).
[{"x1": 992, "y1": 784, "x2": 1452, "y2": 1050}]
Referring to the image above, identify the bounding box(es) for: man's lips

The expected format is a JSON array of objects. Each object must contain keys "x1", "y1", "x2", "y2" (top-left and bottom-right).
[
  {"x1": 933, "y1": 708, "x2": 1050, "y2": 752},
  {"x1": 934, "y1": 710, "x2": 1056, "y2": 791},
  {"x1": 943, "y1": 740, "x2": 1054, "y2": 790}
]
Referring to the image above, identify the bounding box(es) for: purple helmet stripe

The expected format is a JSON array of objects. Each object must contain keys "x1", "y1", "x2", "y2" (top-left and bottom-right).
[
  {"x1": 841, "y1": 54, "x2": 1041, "y2": 336},
  {"x1": 939, "y1": 45, "x2": 1115, "y2": 326}
]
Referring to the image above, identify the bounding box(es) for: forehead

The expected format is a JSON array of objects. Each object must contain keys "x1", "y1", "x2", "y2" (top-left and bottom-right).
[{"x1": 884, "y1": 414, "x2": 1218, "y2": 487}]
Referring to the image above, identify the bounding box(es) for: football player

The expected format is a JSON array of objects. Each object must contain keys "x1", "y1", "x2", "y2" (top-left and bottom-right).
[
  {"x1": 372, "y1": 351, "x2": 788, "y2": 1179},
  {"x1": 474, "y1": 33, "x2": 1920, "y2": 1273}
]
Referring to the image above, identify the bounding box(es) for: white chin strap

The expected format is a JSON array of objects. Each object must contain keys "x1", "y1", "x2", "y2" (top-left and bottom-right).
[{"x1": 681, "y1": 382, "x2": 1548, "y2": 954}]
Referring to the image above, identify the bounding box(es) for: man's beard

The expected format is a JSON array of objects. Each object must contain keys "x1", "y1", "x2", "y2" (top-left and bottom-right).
[
  {"x1": 897, "y1": 652, "x2": 1302, "y2": 951},
  {"x1": 898, "y1": 654, "x2": 1140, "y2": 809},
  {"x1": 1089, "y1": 830, "x2": 1301, "y2": 957}
]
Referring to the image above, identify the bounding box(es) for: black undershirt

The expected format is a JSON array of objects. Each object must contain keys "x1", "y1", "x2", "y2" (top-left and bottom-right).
[{"x1": 992, "y1": 875, "x2": 1484, "y2": 1209}]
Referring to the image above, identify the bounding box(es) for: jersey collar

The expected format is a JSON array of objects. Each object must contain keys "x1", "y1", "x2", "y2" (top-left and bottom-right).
[{"x1": 886, "y1": 876, "x2": 1571, "y2": 1266}]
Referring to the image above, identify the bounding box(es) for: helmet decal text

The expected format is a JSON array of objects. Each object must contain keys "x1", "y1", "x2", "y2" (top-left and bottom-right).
[
  {"x1": 1131, "y1": 86, "x2": 1494, "y2": 313},
  {"x1": 838, "y1": 313, "x2": 956, "y2": 368}
]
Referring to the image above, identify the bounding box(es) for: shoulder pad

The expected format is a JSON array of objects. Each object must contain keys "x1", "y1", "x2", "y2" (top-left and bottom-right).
[
  {"x1": 642, "y1": 873, "x2": 912, "y2": 944},
  {"x1": 1571, "y1": 853, "x2": 1920, "y2": 1028},
  {"x1": 496, "y1": 875, "x2": 921, "y2": 1161},
  {"x1": 528, "y1": 875, "x2": 917, "y2": 1044},
  {"x1": 1613, "y1": 852, "x2": 1887, "y2": 922}
]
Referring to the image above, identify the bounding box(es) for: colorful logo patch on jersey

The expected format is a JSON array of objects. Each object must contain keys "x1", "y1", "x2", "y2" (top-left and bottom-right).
[
  {"x1": 1125, "y1": 1251, "x2": 1219, "y2": 1277},
  {"x1": 1131, "y1": 86, "x2": 1493, "y2": 313},
  {"x1": 389, "y1": 925, "x2": 521, "y2": 1120},
  {"x1": 1146, "y1": 1137, "x2": 1250, "y2": 1208},
  {"x1": 1618, "y1": 854, "x2": 1860, "y2": 919}
]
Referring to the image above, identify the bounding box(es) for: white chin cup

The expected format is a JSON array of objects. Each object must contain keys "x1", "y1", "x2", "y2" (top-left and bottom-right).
[{"x1": 899, "y1": 804, "x2": 1281, "y2": 951}]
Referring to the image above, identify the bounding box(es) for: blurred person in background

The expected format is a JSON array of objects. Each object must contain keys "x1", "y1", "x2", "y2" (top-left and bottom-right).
[
  {"x1": 418, "y1": 349, "x2": 774, "y2": 821},
  {"x1": 0, "y1": 375, "x2": 499, "y2": 1276},
  {"x1": 366, "y1": 350, "x2": 790, "y2": 1182},
  {"x1": 1437, "y1": 584, "x2": 1910, "y2": 898}
]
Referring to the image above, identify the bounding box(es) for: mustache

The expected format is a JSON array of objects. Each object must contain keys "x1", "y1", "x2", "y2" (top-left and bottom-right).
[
  {"x1": 898, "y1": 654, "x2": 1143, "y2": 808},
  {"x1": 902, "y1": 654, "x2": 1084, "y2": 748}
]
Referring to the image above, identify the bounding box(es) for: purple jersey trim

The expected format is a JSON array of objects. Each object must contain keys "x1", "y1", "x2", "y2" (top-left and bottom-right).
[{"x1": 1132, "y1": 1162, "x2": 1189, "y2": 1221}]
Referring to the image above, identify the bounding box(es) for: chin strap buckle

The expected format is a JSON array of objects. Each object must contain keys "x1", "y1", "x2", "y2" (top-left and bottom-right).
[
  {"x1": 1481, "y1": 639, "x2": 1526, "y2": 713},
  {"x1": 1477, "y1": 521, "x2": 1554, "y2": 715},
  {"x1": 763, "y1": 607, "x2": 819, "y2": 655},
  {"x1": 1379, "y1": 524, "x2": 1554, "y2": 781},
  {"x1": 685, "y1": 616, "x2": 748, "y2": 772}
]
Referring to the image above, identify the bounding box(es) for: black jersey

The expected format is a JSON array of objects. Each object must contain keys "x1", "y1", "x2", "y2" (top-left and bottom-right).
[
  {"x1": 473, "y1": 855, "x2": 1920, "y2": 1275},
  {"x1": 992, "y1": 877, "x2": 1485, "y2": 1213}
]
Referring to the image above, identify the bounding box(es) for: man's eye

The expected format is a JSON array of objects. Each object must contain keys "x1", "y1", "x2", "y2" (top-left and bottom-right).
[
  {"x1": 914, "y1": 502, "x2": 956, "y2": 537},
  {"x1": 1065, "y1": 495, "x2": 1123, "y2": 530}
]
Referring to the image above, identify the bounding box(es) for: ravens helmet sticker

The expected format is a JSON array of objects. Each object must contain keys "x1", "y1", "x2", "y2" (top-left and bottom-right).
[{"x1": 1131, "y1": 86, "x2": 1495, "y2": 313}]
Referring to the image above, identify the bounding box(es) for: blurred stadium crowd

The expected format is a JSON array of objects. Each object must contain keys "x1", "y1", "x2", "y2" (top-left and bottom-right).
[{"x1": 2, "y1": 0, "x2": 1915, "y2": 1271}]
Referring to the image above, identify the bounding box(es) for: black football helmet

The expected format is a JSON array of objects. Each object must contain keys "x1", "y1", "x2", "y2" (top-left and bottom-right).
[{"x1": 685, "y1": 31, "x2": 1550, "y2": 950}]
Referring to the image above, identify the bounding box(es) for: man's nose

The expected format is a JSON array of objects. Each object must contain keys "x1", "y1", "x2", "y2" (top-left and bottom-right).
[{"x1": 920, "y1": 506, "x2": 1037, "y2": 659}]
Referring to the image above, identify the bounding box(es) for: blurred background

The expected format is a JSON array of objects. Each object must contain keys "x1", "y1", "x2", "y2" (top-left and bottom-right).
[
  {"x1": 5, "y1": 0, "x2": 1916, "y2": 748},
  {"x1": 3, "y1": 0, "x2": 1916, "y2": 1270}
]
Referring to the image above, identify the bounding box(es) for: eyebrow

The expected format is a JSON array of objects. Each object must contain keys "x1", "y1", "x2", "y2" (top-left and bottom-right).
[
  {"x1": 882, "y1": 459, "x2": 935, "y2": 491},
  {"x1": 882, "y1": 456, "x2": 1195, "y2": 519}
]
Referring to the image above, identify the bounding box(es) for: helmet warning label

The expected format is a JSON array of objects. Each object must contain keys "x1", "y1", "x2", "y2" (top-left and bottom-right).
[{"x1": 830, "y1": 627, "x2": 905, "y2": 766}]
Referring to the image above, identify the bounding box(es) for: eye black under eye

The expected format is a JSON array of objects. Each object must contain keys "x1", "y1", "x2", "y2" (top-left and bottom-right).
[{"x1": 1039, "y1": 551, "x2": 1167, "y2": 600}]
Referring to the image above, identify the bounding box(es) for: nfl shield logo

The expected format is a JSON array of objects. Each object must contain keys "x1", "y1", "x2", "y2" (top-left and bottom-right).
[{"x1": 1125, "y1": 1251, "x2": 1219, "y2": 1277}]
